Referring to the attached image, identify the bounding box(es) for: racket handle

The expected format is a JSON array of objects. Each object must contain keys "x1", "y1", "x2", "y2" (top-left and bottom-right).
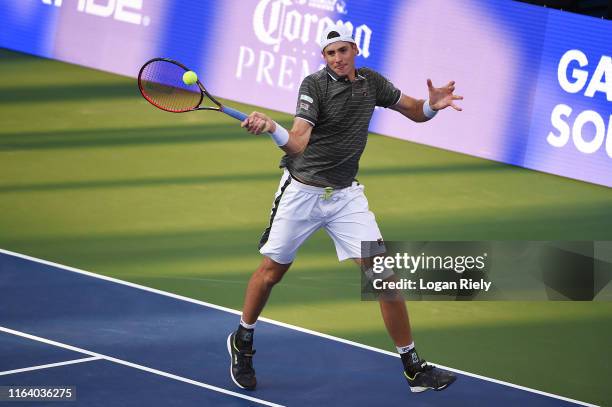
[{"x1": 221, "y1": 106, "x2": 248, "y2": 122}]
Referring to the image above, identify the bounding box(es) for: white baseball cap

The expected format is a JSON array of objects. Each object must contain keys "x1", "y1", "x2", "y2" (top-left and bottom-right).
[{"x1": 319, "y1": 23, "x2": 356, "y2": 51}]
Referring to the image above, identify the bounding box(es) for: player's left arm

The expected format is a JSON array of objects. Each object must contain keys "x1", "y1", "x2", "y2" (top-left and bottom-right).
[{"x1": 390, "y1": 79, "x2": 463, "y2": 122}]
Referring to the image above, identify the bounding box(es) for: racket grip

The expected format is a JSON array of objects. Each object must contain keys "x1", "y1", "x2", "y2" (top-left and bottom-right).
[{"x1": 222, "y1": 106, "x2": 248, "y2": 122}]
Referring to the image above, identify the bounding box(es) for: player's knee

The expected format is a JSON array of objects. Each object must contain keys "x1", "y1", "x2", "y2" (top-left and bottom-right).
[
  {"x1": 258, "y1": 266, "x2": 286, "y2": 287},
  {"x1": 262, "y1": 269, "x2": 285, "y2": 286},
  {"x1": 258, "y1": 258, "x2": 290, "y2": 287}
]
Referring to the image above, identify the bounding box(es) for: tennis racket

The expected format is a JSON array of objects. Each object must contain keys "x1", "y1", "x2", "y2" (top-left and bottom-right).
[{"x1": 137, "y1": 58, "x2": 247, "y2": 121}]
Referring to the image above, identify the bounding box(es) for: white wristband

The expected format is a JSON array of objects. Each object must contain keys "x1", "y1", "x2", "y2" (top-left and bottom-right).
[
  {"x1": 423, "y1": 99, "x2": 438, "y2": 119},
  {"x1": 270, "y1": 122, "x2": 289, "y2": 147}
]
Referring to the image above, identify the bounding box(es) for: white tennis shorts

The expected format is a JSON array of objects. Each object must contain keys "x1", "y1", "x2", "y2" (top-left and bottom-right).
[{"x1": 259, "y1": 170, "x2": 385, "y2": 264}]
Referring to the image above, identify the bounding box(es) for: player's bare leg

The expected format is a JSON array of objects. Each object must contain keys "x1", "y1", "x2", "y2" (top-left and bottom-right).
[
  {"x1": 242, "y1": 256, "x2": 291, "y2": 324},
  {"x1": 354, "y1": 257, "x2": 414, "y2": 346},
  {"x1": 378, "y1": 295, "x2": 414, "y2": 346},
  {"x1": 356, "y1": 257, "x2": 456, "y2": 392},
  {"x1": 228, "y1": 256, "x2": 290, "y2": 390}
]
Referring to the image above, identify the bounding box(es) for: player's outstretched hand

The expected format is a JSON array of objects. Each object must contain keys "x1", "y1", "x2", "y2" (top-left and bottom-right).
[
  {"x1": 242, "y1": 111, "x2": 276, "y2": 135},
  {"x1": 427, "y1": 79, "x2": 463, "y2": 111}
]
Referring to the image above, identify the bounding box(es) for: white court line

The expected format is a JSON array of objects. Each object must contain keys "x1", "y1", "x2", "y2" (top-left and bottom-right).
[
  {"x1": 0, "y1": 326, "x2": 284, "y2": 407},
  {"x1": 0, "y1": 356, "x2": 101, "y2": 376},
  {"x1": 0, "y1": 248, "x2": 596, "y2": 407}
]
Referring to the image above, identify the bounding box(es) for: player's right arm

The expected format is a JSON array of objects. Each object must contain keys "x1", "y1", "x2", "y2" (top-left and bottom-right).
[
  {"x1": 242, "y1": 74, "x2": 317, "y2": 157},
  {"x1": 241, "y1": 113, "x2": 313, "y2": 157}
]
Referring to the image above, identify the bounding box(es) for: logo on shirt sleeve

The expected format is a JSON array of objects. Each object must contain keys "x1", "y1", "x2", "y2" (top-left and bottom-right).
[
  {"x1": 300, "y1": 94, "x2": 314, "y2": 103},
  {"x1": 299, "y1": 102, "x2": 310, "y2": 111}
]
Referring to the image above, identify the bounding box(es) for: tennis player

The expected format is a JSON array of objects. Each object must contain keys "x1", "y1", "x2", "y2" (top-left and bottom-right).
[{"x1": 228, "y1": 23, "x2": 463, "y2": 393}]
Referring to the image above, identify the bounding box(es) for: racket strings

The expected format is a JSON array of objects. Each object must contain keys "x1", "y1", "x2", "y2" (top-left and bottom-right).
[{"x1": 139, "y1": 60, "x2": 202, "y2": 112}]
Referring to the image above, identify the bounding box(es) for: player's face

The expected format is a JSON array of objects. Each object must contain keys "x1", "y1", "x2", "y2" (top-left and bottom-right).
[{"x1": 322, "y1": 42, "x2": 358, "y2": 80}]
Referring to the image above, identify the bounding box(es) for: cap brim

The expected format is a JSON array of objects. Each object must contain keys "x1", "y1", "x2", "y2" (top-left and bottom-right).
[{"x1": 321, "y1": 38, "x2": 357, "y2": 51}]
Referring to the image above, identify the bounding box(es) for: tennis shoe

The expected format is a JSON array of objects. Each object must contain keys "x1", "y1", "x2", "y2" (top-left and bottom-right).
[
  {"x1": 404, "y1": 361, "x2": 456, "y2": 392},
  {"x1": 227, "y1": 332, "x2": 257, "y2": 390}
]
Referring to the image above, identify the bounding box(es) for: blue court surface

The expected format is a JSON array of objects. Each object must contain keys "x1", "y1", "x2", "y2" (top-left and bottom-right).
[{"x1": 0, "y1": 249, "x2": 595, "y2": 406}]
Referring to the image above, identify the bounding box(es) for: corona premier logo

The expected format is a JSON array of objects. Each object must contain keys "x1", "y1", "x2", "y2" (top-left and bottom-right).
[
  {"x1": 252, "y1": 0, "x2": 370, "y2": 56},
  {"x1": 237, "y1": 0, "x2": 372, "y2": 91}
]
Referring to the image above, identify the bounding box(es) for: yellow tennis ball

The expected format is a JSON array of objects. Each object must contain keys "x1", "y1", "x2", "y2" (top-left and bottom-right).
[{"x1": 182, "y1": 70, "x2": 198, "y2": 85}]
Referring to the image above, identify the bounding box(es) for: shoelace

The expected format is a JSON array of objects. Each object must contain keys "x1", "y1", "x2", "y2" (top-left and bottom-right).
[{"x1": 407, "y1": 360, "x2": 434, "y2": 378}]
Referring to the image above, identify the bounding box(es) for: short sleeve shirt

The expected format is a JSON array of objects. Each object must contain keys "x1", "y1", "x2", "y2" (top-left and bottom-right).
[{"x1": 281, "y1": 65, "x2": 401, "y2": 188}]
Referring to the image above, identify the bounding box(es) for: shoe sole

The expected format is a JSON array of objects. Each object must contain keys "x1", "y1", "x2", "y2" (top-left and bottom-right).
[
  {"x1": 409, "y1": 384, "x2": 449, "y2": 393},
  {"x1": 409, "y1": 375, "x2": 456, "y2": 393},
  {"x1": 227, "y1": 333, "x2": 252, "y2": 390}
]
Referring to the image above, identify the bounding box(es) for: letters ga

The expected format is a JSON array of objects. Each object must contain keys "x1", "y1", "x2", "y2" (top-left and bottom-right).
[{"x1": 547, "y1": 49, "x2": 611, "y2": 158}]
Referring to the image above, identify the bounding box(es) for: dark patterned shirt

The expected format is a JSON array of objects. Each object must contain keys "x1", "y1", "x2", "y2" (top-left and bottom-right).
[{"x1": 281, "y1": 65, "x2": 401, "y2": 188}]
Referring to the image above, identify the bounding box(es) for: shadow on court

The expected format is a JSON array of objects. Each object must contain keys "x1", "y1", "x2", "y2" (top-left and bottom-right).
[
  {"x1": 0, "y1": 162, "x2": 516, "y2": 193},
  {"x1": 0, "y1": 124, "x2": 254, "y2": 151},
  {"x1": 0, "y1": 83, "x2": 138, "y2": 105},
  {"x1": 0, "y1": 173, "x2": 282, "y2": 193}
]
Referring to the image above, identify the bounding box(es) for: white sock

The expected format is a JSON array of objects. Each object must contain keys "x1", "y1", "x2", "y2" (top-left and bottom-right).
[
  {"x1": 240, "y1": 318, "x2": 257, "y2": 330},
  {"x1": 396, "y1": 342, "x2": 415, "y2": 354}
]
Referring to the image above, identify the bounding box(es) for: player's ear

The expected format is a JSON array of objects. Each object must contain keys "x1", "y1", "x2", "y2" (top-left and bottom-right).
[{"x1": 352, "y1": 43, "x2": 360, "y2": 56}]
